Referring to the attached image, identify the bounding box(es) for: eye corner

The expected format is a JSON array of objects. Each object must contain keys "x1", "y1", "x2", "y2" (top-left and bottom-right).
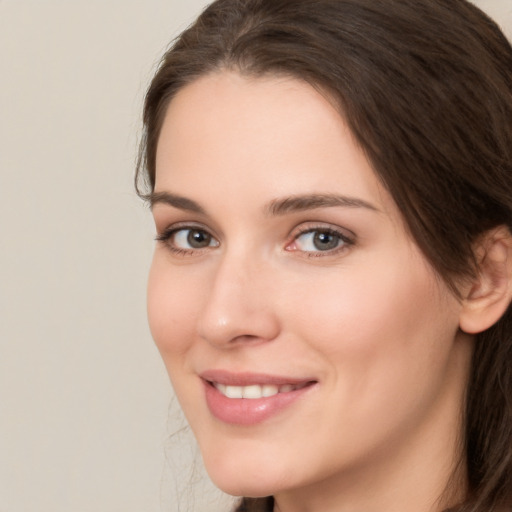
[
  {"x1": 155, "y1": 224, "x2": 220, "y2": 257},
  {"x1": 286, "y1": 224, "x2": 355, "y2": 258}
]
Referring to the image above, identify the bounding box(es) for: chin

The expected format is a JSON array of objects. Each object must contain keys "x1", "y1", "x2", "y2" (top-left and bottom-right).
[{"x1": 203, "y1": 455, "x2": 290, "y2": 498}]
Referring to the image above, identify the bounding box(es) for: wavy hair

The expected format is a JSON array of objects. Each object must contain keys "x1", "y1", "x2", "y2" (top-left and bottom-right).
[{"x1": 137, "y1": 1, "x2": 512, "y2": 510}]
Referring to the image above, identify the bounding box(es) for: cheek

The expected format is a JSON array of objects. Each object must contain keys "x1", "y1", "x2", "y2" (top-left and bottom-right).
[
  {"x1": 326, "y1": 251, "x2": 447, "y2": 325},
  {"x1": 147, "y1": 255, "x2": 201, "y2": 359},
  {"x1": 286, "y1": 255, "x2": 460, "y2": 393},
  {"x1": 274, "y1": 258, "x2": 464, "y2": 467}
]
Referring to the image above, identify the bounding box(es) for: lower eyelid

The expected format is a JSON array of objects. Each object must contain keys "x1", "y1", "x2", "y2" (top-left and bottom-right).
[
  {"x1": 156, "y1": 225, "x2": 220, "y2": 255},
  {"x1": 287, "y1": 227, "x2": 355, "y2": 254},
  {"x1": 156, "y1": 222, "x2": 353, "y2": 258}
]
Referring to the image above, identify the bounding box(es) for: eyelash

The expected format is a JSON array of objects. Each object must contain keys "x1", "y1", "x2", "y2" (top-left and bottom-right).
[
  {"x1": 287, "y1": 225, "x2": 354, "y2": 258},
  {"x1": 155, "y1": 224, "x2": 217, "y2": 256},
  {"x1": 155, "y1": 223, "x2": 355, "y2": 257}
]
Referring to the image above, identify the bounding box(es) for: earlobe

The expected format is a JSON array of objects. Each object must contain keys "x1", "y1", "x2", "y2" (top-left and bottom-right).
[{"x1": 459, "y1": 226, "x2": 512, "y2": 334}]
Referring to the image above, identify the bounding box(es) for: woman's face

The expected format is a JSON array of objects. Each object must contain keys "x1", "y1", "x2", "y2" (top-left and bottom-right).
[{"x1": 148, "y1": 72, "x2": 472, "y2": 502}]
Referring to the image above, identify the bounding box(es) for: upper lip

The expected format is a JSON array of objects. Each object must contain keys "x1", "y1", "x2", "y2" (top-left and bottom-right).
[{"x1": 200, "y1": 369, "x2": 316, "y2": 387}]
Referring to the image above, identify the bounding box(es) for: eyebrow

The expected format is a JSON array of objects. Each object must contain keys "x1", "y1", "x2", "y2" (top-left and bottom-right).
[
  {"x1": 265, "y1": 193, "x2": 379, "y2": 216},
  {"x1": 149, "y1": 191, "x2": 378, "y2": 215},
  {"x1": 149, "y1": 191, "x2": 206, "y2": 214}
]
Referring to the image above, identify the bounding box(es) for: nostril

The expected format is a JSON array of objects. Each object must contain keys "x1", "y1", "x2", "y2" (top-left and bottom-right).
[{"x1": 198, "y1": 308, "x2": 280, "y2": 347}]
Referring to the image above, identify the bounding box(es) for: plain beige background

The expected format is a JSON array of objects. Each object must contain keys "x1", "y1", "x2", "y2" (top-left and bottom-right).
[{"x1": 0, "y1": 1, "x2": 510, "y2": 511}]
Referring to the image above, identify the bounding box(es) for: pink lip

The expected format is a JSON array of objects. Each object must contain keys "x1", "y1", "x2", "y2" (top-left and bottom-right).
[
  {"x1": 200, "y1": 369, "x2": 313, "y2": 386},
  {"x1": 200, "y1": 370, "x2": 317, "y2": 426}
]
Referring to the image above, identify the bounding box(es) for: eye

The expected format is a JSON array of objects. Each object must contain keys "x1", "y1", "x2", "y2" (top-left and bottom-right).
[
  {"x1": 286, "y1": 227, "x2": 353, "y2": 255},
  {"x1": 174, "y1": 228, "x2": 216, "y2": 249},
  {"x1": 156, "y1": 226, "x2": 219, "y2": 253}
]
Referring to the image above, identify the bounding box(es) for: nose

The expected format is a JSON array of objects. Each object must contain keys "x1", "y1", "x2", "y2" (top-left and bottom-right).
[{"x1": 197, "y1": 253, "x2": 281, "y2": 348}]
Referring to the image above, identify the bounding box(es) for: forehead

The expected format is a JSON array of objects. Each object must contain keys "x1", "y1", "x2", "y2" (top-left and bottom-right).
[{"x1": 154, "y1": 71, "x2": 391, "y2": 215}]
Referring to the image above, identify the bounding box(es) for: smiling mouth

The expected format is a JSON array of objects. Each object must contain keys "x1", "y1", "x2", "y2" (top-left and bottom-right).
[
  {"x1": 202, "y1": 374, "x2": 317, "y2": 424},
  {"x1": 210, "y1": 381, "x2": 313, "y2": 399}
]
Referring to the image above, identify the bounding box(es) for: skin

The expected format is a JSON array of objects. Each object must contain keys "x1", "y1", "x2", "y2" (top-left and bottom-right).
[{"x1": 148, "y1": 72, "x2": 474, "y2": 512}]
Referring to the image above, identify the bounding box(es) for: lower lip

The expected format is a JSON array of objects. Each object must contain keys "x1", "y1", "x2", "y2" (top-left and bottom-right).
[{"x1": 203, "y1": 380, "x2": 315, "y2": 425}]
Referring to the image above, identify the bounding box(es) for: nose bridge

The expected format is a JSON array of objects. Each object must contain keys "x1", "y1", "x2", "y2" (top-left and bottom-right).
[{"x1": 197, "y1": 245, "x2": 280, "y2": 347}]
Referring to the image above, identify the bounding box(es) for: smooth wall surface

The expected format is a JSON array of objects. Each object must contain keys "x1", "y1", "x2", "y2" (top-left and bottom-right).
[{"x1": 0, "y1": 1, "x2": 510, "y2": 511}]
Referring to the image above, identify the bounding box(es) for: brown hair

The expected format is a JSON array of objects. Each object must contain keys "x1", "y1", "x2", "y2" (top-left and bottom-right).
[{"x1": 137, "y1": 1, "x2": 512, "y2": 510}]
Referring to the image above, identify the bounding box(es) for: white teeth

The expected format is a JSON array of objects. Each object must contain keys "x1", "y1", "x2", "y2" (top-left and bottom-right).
[
  {"x1": 214, "y1": 383, "x2": 303, "y2": 399},
  {"x1": 242, "y1": 385, "x2": 264, "y2": 399},
  {"x1": 225, "y1": 385, "x2": 243, "y2": 398},
  {"x1": 216, "y1": 383, "x2": 227, "y2": 395},
  {"x1": 262, "y1": 385, "x2": 279, "y2": 397}
]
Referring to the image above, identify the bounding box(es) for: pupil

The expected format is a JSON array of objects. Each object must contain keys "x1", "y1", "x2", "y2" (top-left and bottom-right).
[
  {"x1": 188, "y1": 229, "x2": 210, "y2": 248},
  {"x1": 313, "y1": 232, "x2": 338, "y2": 251}
]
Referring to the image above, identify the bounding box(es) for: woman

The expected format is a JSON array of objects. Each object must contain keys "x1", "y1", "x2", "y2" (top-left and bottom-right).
[{"x1": 137, "y1": 1, "x2": 512, "y2": 511}]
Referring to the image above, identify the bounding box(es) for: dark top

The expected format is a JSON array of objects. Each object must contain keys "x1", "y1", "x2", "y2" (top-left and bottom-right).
[{"x1": 235, "y1": 496, "x2": 274, "y2": 512}]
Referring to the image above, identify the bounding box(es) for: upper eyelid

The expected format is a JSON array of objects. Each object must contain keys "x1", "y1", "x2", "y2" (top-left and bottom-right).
[
  {"x1": 290, "y1": 221, "x2": 356, "y2": 240},
  {"x1": 156, "y1": 221, "x2": 216, "y2": 237},
  {"x1": 154, "y1": 220, "x2": 356, "y2": 249},
  {"x1": 155, "y1": 226, "x2": 220, "y2": 255},
  {"x1": 153, "y1": 213, "x2": 223, "y2": 238},
  {"x1": 286, "y1": 223, "x2": 357, "y2": 255}
]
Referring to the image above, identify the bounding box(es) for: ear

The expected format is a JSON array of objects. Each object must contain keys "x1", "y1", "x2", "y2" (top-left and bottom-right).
[{"x1": 459, "y1": 226, "x2": 512, "y2": 334}]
